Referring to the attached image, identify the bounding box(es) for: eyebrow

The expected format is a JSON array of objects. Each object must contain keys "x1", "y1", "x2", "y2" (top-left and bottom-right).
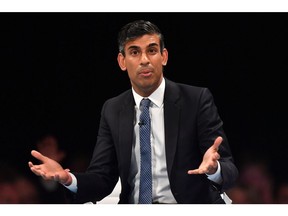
[{"x1": 127, "y1": 43, "x2": 159, "y2": 51}]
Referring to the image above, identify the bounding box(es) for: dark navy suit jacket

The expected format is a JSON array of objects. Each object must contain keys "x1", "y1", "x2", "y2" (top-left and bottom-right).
[{"x1": 72, "y1": 78, "x2": 238, "y2": 204}]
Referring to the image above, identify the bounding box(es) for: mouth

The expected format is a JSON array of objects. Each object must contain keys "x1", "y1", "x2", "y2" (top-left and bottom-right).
[
  {"x1": 139, "y1": 71, "x2": 152, "y2": 77},
  {"x1": 138, "y1": 68, "x2": 153, "y2": 77}
]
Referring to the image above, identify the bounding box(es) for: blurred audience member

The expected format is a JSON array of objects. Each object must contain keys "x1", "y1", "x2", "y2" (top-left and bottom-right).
[
  {"x1": 0, "y1": 163, "x2": 40, "y2": 203},
  {"x1": 227, "y1": 161, "x2": 274, "y2": 204},
  {"x1": 0, "y1": 182, "x2": 20, "y2": 204},
  {"x1": 226, "y1": 185, "x2": 251, "y2": 204},
  {"x1": 274, "y1": 182, "x2": 288, "y2": 204},
  {"x1": 14, "y1": 175, "x2": 40, "y2": 203}
]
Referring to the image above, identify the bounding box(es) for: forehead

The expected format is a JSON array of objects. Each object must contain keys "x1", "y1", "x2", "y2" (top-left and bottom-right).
[{"x1": 125, "y1": 34, "x2": 160, "y2": 49}]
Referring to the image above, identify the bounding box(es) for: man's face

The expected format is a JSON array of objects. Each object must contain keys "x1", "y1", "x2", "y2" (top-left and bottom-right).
[{"x1": 117, "y1": 34, "x2": 168, "y2": 97}]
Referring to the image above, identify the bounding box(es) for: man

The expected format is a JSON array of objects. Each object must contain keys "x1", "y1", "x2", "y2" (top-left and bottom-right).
[{"x1": 29, "y1": 20, "x2": 238, "y2": 204}]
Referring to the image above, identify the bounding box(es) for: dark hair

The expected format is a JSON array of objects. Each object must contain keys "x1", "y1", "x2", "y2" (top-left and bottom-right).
[{"x1": 117, "y1": 20, "x2": 165, "y2": 56}]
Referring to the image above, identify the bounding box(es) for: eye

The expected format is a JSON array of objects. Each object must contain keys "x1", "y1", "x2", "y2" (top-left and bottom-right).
[
  {"x1": 147, "y1": 47, "x2": 158, "y2": 55},
  {"x1": 130, "y1": 49, "x2": 140, "y2": 56}
]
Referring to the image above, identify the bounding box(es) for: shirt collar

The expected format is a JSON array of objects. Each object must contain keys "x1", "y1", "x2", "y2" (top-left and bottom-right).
[{"x1": 132, "y1": 78, "x2": 165, "y2": 109}]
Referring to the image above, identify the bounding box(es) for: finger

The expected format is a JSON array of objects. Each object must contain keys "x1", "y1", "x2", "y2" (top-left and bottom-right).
[
  {"x1": 29, "y1": 162, "x2": 42, "y2": 172},
  {"x1": 187, "y1": 169, "x2": 199, "y2": 174},
  {"x1": 30, "y1": 167, "x2": 42, "y2": 176},
  {"x1": 41, "y1": 173, "x2": 48, "y2": 180},
  {"x1": 30, "y1": 164, "x2": 43, "y2": 171},
  {"x1": 187, "y1": 169, "x2": 205, "y2": 175},
  {"x1": 28, "y1": 161, "x2": 34, "y2": 168},
  {"x1": 212, "y1": 136, "x2": 223, "y2": 151},
  {"x1": 31, "y1": 150, "x2": 47, "y2": 162},
  {"x1": 54, "y1": 174, "x2": 60, "y2": 182}
]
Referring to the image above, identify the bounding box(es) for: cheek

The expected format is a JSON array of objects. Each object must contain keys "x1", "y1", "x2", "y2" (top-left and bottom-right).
[
  {"x1": 154, "y1": 62, "x2": 164, "y2": 72},
  {"x1": 125, "y1": 62, "x2": 137, "y2": 72},
  {"x1": 126, "y1": 70, "x2": 136, "y2": 81},
  {"x1": 152, "y1": 57, "x2": 164, "y2": 67}
]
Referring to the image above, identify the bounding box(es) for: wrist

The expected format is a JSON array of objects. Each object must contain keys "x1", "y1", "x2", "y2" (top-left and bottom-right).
[{"x1": 62, "y1": 170, "x2": 72, "y2": 186}]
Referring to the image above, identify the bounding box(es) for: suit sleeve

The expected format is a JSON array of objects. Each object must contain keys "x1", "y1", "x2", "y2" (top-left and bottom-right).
[{"x1": 197, "y1": 88, "x2": 238, "y2": 190}]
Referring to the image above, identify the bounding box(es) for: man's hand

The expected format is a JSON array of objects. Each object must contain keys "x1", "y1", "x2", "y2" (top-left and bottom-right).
[
  {"x1": 28, "y1": 150, "x2": 72, "y2": 186},
  {"x1": 187, "y1": 136, "x2": 222, "y2": 175}
]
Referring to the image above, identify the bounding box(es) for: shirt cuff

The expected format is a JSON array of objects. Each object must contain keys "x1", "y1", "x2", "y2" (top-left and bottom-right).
[
  {"x1": 206, "y1": 161, "x2": 222, "y2": 184},
  {"x1": 63, "y1": 172, "x2": 78, "y2": 193}
]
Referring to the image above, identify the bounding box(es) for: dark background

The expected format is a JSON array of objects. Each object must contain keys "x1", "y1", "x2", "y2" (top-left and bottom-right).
[{"x1": 0, "y1": 12, "x2": 287, "y2": 189}]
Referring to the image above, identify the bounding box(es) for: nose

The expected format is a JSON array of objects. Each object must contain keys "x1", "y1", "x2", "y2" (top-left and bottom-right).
[{"x1": 140, "y1": 53, "x2": 149, "y2": 65}]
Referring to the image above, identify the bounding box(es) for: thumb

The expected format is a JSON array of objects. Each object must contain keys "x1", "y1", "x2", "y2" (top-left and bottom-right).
[
  {"x1": 31, "y1": 150, "x2": 47, "y2": 163},
  {"x1": 212, "y1": 136, "x2": 223, "y2": 151}
]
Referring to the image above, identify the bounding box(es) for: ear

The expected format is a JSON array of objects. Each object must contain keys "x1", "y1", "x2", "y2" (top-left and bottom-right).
[
  {"x1": 117, "y1": 53, "x2": 127, "y2": 71},
  {"x1": 162, "y1": 48, "x2": 168, "y2": 66}
]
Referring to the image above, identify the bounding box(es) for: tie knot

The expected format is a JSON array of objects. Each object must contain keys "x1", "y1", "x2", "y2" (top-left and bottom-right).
[{"x1": 140, "y1": 98, "x2": 151, "y2": 108}]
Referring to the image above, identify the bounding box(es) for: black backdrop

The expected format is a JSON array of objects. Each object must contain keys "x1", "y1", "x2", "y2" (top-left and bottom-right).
[{"x1": 1, "y1": 12, "x2": 287, "y2": 184}]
